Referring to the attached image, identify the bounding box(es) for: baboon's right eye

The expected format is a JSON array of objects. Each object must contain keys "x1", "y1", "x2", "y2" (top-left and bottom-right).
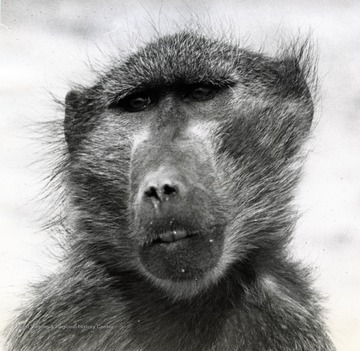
[
  {"x1": 110, "y1": 91, "x2": 157, "y2": 112},
  {"x1": 126, "y1": 95, "x2": 151, "y2": 112}
]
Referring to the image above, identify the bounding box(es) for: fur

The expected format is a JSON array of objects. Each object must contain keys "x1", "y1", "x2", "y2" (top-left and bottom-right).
[{"x1": 5, "y1": 31, "x2": 335, "y2": 351}]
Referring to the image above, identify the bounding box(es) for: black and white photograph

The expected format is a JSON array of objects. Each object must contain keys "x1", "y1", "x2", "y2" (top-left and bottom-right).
[{"x1": 1, "y1": 1, "x2": 359, "y2": 350}]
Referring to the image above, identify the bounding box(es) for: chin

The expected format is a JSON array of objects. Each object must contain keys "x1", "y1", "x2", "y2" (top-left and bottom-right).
[{"x1": 137, "y1": 226, "x2": 226, "y2": 300}]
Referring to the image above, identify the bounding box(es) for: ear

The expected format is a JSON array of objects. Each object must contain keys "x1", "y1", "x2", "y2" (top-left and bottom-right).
[
  {"x1": 276, "y1": 56, "x2": 314, "y2": 134},
  {"x1": 64, "y1": 90, "x2": 83, "y2": 150}
]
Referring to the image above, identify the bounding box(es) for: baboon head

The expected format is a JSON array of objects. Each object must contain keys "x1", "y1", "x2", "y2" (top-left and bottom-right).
[{"x1": 64, "y1": 32, "x2": 314, "y2": 300}]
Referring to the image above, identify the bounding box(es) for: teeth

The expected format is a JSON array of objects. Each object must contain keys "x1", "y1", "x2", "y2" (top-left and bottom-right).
[{"x1": 159, "y1": 230, "x2": 188, "y2": 243}]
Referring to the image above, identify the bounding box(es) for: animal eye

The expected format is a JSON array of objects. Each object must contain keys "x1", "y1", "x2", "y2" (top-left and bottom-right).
[
  {"x1": 127, "y1": 95, "x2": 151, "y2": 112},
  {"x1": 188, "y1": 84, "x2": 218, "y2": 101},
  {"x1": 123, "y1": 93, "x2": 152, "y2": 112},
  {"x1": 110, "y1": 91, "x2": 156, "y2": 112}
]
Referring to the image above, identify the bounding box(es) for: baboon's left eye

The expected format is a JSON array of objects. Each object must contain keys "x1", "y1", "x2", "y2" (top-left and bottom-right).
[{"x1": 188, "y1": 84, "x2": 218, "y2": 101}]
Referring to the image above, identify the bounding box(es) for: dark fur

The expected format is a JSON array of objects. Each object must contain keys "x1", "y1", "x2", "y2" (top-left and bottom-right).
[{"x1": 6, "y1": 31, "x2": 335, "y2": 350}]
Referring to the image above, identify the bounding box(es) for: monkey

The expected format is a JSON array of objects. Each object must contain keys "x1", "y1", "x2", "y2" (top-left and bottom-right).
[{"x1": 5, "y1": 31, "x2": 335, "y2": 351}]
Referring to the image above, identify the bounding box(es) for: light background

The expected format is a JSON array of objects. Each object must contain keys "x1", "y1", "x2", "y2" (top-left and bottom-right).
[{"x1": 0, "y1": 1, "x2": 359, "y2": 350}]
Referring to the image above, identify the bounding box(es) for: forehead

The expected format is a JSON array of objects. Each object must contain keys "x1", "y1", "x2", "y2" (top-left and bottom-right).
[
  {"x1": 102, "y1": 33, "x2": 241, "y2": 96},
  {"x1": 95, "y1": 32, "x2": 311, "y2": 106}
]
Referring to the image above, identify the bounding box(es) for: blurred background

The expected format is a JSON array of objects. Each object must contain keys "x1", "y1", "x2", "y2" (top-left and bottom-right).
[{"x1": 0, "y1": 0, "x2": 359, "y2": 350}]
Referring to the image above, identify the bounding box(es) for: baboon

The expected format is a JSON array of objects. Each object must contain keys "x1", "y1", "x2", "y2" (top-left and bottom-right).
[{"x1": 6, "y1": 31, "x2": 335, "y2": 350}]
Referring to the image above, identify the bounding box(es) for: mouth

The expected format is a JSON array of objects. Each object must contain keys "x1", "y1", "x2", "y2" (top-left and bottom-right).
[
  {"x1": 139, "y1": 225, "x2": 224, "y2": 283},
  {"x1": 151, "y1": 230, "x2": 197, "y2": 245}
]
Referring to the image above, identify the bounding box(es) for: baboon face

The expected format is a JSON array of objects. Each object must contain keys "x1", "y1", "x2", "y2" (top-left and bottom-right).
[
  {"x1": 64, "y1": 32, "x2": 313, "y2": 299},
  {"x1": 126, "y1": 85, "x2": 229, "y2": 285}
]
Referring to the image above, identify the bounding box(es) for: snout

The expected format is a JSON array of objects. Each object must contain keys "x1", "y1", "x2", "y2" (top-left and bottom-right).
[
  {"x1": 132, "y1": 165, "x2": 225, "y2": 282},
  {"x1": 135, "y1": 166, "x2": 203, "y2": 245},
  {"x1": 140, "y1": 166, "x2": 189, "y2": 207}
]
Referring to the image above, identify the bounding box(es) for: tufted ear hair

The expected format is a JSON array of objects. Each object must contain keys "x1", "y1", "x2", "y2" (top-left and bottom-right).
[
  {"x1": 64, "y1": 90, "x2": 84, "y2": 151},
  {"x1": 270, "y1": 58, "x2": 314, "y2": 151}
]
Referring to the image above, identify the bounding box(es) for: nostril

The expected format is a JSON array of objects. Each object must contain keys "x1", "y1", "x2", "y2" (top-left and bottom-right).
[
  {"x1": 145, "y1": 186, "x2": 159, "y2": 199},
  {"x1": 163, "y1": 184, "x2": 177, "y2": 196},
  {"x1": 143, "y1": 183, "x2": 178, "y2": 203}
]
